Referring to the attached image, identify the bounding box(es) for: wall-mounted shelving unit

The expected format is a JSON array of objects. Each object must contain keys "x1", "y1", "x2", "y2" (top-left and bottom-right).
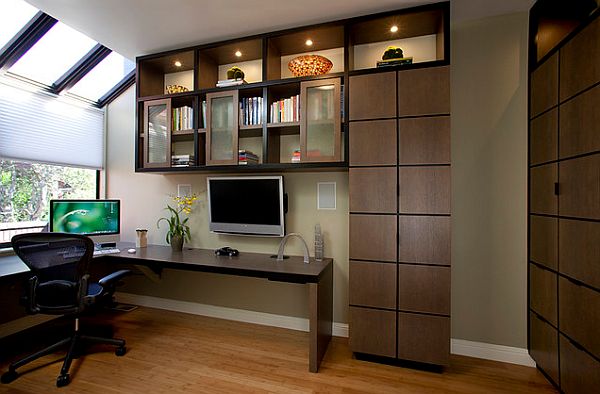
[{"x1": 134, "y1": 1, "x2": 449, "y2": 173}]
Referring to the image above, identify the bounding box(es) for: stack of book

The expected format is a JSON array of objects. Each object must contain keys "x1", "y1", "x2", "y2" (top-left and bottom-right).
[
  {"x1": 171, "y1": 154, "x2": 194, "y2": 167},
  {"x1": 240, "y1": 97, "x2": 263, "y2": 126},
  {"x1": 216, "y1": 78, "x2": 247, "y2": 88},
  {"x1": 270, "y1": 95, "x2": 300, "y2": 123},
  {"x1": 238, "y1": 150, "x2": 259, "y2": 165},
  {"x1": 291, "y1": 149, "x2": 301, "y2": 163},
  {"x1": 376, "y1": 57, "x2": 413, "y2": 68},
  {"x1": 173, "y1": 106, "x2": 193, "y2": 131}
]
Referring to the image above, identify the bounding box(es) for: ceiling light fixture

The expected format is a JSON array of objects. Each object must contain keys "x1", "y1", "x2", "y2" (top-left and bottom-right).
[
  {"x1": 235, "y1": 50, "x2": 242, "y2": 57},
  {"x1": 305, "y1": 39, "x2": 313, "y2": 46},
  {"x1": 174, "y1": 61, "x2": 182, "y2": 67},
  {"x1": 390, "y1": 25, "x2": 399, "y2": 33}
]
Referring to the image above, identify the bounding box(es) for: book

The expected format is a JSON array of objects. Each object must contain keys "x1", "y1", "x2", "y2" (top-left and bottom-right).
[
  {"x1": 376, "y1": 57, "x2": 413, "y2": 67},
  {"x1": 216, "y1": 78, "x2": 247, "y2": 87}
]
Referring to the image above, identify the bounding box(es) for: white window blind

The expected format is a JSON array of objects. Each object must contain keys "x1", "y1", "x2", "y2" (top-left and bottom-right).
[{"x1": 0, "y1": 80, "x2": 104, "y2": 169}]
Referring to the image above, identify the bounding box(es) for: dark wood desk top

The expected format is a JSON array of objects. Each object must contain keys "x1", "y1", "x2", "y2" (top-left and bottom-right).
[{"x1": 101, "y1": 243, "x2": 332, "y2": 284}]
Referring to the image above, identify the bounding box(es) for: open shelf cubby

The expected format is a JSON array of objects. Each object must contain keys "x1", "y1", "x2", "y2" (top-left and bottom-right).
[
  {"x1": 138, "y1": 50, "x2": 195, "y2": 98},
  {"x1": 198, "y1": 38, "x2": 263, "y2": 89}
]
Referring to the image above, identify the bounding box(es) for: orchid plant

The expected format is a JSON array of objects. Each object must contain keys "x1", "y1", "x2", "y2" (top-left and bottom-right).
[{"x1": 157, "y1": 194, "x2": 198, "y2": 244}]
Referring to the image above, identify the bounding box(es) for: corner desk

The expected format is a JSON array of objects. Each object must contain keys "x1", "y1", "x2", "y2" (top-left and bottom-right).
[{"x1": 0, "y1": 243, "x2": 334, "y2": 373}]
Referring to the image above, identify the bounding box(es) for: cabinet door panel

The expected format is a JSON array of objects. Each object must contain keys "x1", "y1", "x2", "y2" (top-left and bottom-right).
[
  {"x1": 399, "y1": 167, "x2": 451, "y2": 214},
  {"x1": 349, "y1": 261, "x2": 396, "y2": 309},
  {"x1": 399, "y1": 116, "x2": 450, "y2": 165},
  {"x1": 559, "y1": 219, "x2": 600, "y2": 290},
  {"x1": 349, "y1": 307, "x2": 396, "y2": 357},
  {"x1": 529, "y1": 163, "x2": 557, "y2": 215},
  {"x1": 559, "y1": 155, "x2": 600, "y2": 220},
  {"x1": 530, "y1": 108, "x2": 557, "y2": 165},
  {"x1": 560, "y1": 335, "x2": 600, "y2": 394},
  {"x1": 206, "y1": 90, "x2": 239, "y2": 165},
  {"x1": 560, "y1": 17, "x2": 600, "y2": 101},
  {"x1": 399, "y1": 216, "x2": 450, "y2": 266},
  {"x1": 529, "y1": 215, "x2": 557, "y2": 270},
  {"x1": 349, "y1": 72, "x2": 396, "y2": 121},
  {"x1": 349, "y1": 167, "x2": 397, "y2": 213},
  {"x1": 349, "y1": 120, "x2": 397, "y2": 166},
  {"x1": 398, "y1": 313, "x2": 449, "y2": 365},
  {"x1": 350, "y1": 214, "x2": 396, "y2": 262},
  {"x1": 529, "y1": 264, "x2": 557, "y2": 326},
  {"x1": 559, "y1": 84, "x2": 600, "y2": 159},
  {"x1": 143, "y1": 99, "x2": 171, "y2": 168},
  {"x1": 530, "y1": 312, "x2": 559, "y2": 386},
  {"x1": 559, "y1": 277, "x2": 600, "y2": 359},
  {"x1": 398, "y1": 265, "x2": 450, "y2": 315},
  {"x1": 530, "y1": 53, "x2": 558, "y2": 118},
  {"x1": 398, "y1": 66, "x2": 450, "y2": 116}
]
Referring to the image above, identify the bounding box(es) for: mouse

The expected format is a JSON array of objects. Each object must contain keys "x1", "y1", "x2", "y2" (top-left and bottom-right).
[{"x1": 127, "y1": 248, "x2": 136, "y2": 254}]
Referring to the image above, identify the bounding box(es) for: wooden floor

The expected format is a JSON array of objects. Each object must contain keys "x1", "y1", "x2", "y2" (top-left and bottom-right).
[{"x1": 0, "y1": 307, "x2": 557, "y2": 393}]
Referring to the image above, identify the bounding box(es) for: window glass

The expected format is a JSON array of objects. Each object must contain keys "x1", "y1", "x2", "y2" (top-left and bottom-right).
[
  {"x1": 68, "y1": 52, "x2": 135, "y2": 101},
  {"x1": 9, "y1": 22, "x2": 97, "y2": 86},
  {"x1": 0, "y1": 0, "x2": 38, "y2": 50},
  {"x1": 0, "y1": 160, "x2": 97, "y2": 246}
]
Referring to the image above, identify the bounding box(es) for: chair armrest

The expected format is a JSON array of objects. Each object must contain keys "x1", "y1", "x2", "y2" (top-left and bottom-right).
[{"x1": 98, "y1": 269, "x2": 131, "y2": 287}]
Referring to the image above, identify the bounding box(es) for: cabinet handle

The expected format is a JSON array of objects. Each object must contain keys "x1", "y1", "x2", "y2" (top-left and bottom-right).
[
  {"x1": 567, "y1": 336, "x2": 586, "y2": 352},
  {"x1": 554, "y1": 182, "x2": 559, "y2": 196},
  {"x1": 565, "y1": 275, "x2": 584, "y2": 287}
]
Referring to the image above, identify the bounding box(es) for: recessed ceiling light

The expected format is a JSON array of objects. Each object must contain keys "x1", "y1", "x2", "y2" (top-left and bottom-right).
[
  {"x1": 390, "y1": 25, "x2": 399, "y2": 33},
  {"x1": 174, "y1": 61, "x2": 182, "y2": 67},
  {"x1": 305, "y1": 39, "x2": 313, "y2": 46},
  {"x1": 235, "y1": 50, "x2": 242, "y2": 57}
]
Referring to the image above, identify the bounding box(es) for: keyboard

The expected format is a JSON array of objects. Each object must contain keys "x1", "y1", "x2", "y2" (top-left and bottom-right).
[{"x1": 93, "y1": 248, "x2": 121, "y2": 256}]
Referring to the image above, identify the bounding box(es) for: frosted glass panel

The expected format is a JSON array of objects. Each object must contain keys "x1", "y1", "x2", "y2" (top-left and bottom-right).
[
  {"x1": 147, "y1": 104, "x2": 168, "y2": 164},
  {"x1": 210, "y1": 96, "x2": 234, "y2": 161},
  {"x1": 306, "y1": 85, "x2": 335, "y2": 158}
]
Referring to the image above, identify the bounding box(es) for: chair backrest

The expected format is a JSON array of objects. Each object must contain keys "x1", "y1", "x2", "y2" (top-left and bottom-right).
[{"x1": 11, "y1": 233, "x2": 94, "y2": 314}]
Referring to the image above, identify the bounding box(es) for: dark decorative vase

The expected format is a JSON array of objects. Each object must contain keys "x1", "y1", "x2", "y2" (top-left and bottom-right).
[{"x1": 170, "y1": 234, "x2": 183, "y2": 252}]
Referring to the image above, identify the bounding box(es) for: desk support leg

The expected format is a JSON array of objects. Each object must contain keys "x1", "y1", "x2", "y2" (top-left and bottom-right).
[{"x1": 308, "y1": 262, "x2": 333, "y2": 372}]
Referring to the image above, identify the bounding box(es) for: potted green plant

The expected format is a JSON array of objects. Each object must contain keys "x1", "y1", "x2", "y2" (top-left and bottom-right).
[{"x1": 157, "y1": 194, "x2": 197, "y2": 251}]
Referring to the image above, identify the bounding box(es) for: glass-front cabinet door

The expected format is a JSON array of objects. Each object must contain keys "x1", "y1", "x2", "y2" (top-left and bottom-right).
[
  {"x1": 300, "y1": 78, "x2": 341, "y2": 162},
  {"x1": 206, "y1": 90, "x2": 239, "y2": 165},
  {"x1": 143, "y1": 99, "x2": 171, "y2": 168}
]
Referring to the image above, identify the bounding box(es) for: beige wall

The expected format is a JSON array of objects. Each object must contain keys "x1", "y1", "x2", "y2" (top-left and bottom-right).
[
  {"x1": 450, "y1": 11, "x2": 528, "y2": 347},
  {"x1": 105, "y1": 88, "x2": 349, "y2": 322},
  {"x1": 106, "y1": 10, "x2": 529, "y2": 347}
]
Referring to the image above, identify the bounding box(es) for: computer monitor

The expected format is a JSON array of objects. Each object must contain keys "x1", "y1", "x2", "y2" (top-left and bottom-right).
[{"x1": 49, "y1": 199, "x2": 120, "y2": 245}]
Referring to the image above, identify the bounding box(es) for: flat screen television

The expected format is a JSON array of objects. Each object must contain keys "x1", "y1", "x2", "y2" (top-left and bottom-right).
[
  {"x1": 207, "y1": 176, "x2": 286, "y2": 237},
  {"x1": 49, "y1": 199, "x2": 121, "y2": 244}
]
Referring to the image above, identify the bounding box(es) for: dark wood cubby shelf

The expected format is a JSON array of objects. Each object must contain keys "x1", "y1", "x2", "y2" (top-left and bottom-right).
[{"x1": 135, "y1": 1, "x2": 450, "y2": 173}]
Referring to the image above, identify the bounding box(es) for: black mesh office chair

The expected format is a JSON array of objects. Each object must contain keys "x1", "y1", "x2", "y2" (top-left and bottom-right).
[{"x1": 1, "y1": 233, "x2": 130, "y2": 387}]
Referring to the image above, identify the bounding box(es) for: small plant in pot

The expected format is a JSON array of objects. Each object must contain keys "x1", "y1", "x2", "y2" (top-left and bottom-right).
[{"x1": 157, "y1": 194, "x2": 197, "y2": 251}]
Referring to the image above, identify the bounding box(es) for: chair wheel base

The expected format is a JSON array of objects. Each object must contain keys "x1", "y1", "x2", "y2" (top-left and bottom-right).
[
  {"x1": 1, "y1": 370, "x2": 18, "y2": 384},
  {"x1": 56, "y1": 374, "x2": 70, "y2": 387},
  {"x1": 115, "y1": 346, "x2": 126, "y2": 356}
]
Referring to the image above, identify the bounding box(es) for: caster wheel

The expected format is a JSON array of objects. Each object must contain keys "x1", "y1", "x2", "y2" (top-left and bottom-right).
[
  {"x1": 115, "y1": 346, "x2": 126, "y2": 356},
  {"x1": 1, "y1": 370, "x2": 18, "y2": 384},
  {"x1": 56, "y1": 374, "x2": 70, "y2": 387}
]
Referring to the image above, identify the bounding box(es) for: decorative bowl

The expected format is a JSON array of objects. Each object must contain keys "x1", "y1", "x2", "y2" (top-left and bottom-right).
[
  {"x1": 288, "y1": 55, "x2": 333, "y2": 77},
  {"x1": 166, "y1": 85, "x2": 189, "y2": 94}
]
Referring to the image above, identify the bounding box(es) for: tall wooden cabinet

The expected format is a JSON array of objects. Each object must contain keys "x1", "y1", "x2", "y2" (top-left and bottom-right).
[
  {"x1": 528, "y1": 2, "x2": 600, "y2": 392},
  {"x1": 348, "y1": 65, "x2": 451, "y2": 366}
]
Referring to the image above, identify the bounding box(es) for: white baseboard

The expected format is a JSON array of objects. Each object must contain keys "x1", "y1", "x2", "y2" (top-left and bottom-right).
[
  {"x1": 116, "y1": 292, "x2": 534, "y2": 367},
  {"x1": 451, "y1": 339, "x2": 536, "y2": 367}
]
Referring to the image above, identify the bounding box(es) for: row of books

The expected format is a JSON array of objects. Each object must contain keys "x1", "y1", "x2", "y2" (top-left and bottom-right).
[
  {"x1": 238, "y1": 150, "x2": 259, "y2": 165},
  {"x1": 270, "y1": 95, "x2": 299, "y2": 124},
  {"x1": 173, "y1": 106, "x2": 193, "y2": 131},
  {"x1": 240, "y1": 97, "x2": 263, "y2": 126},
  {"x1": 171, "y1": 154, "x2": 194, "y2": 167}
]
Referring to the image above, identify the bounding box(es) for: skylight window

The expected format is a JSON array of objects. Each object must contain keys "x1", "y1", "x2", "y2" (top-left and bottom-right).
[
  {"x1": 0, "y1": 0, "x2": 38, "y2": 49},
  {"x1": 8, "y1": 22, "x2": 97, "y2": 86},
  {"x1": 67, "y1": 52, "x2": 135, "y2": 101}
]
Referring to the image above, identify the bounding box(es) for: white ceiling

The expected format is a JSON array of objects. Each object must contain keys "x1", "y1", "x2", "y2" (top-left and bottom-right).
[{"x1": 25, "y1": 0, "x2": 534, "y2": 60}]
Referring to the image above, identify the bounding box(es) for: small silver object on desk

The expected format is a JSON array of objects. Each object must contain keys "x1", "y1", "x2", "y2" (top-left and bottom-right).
[{"x1": 276, "y1": 233, "x2": 310, "y2": 264}]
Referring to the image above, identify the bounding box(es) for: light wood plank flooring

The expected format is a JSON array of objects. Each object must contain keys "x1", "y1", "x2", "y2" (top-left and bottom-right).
[{"x1": 0, "y1": 307, "x2": 557, "y2": 393}]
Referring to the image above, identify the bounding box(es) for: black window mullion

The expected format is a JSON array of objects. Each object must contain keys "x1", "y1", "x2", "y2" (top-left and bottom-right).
[
  {"x1": 0, "y1": 12, "x2": 57, "y2": 73},
  {"x1": 53, "y1": 44, "x2": 112, "y2": 94},
  {"x1": 97, "y1": 69, "x2": 135, "y2": 107}
]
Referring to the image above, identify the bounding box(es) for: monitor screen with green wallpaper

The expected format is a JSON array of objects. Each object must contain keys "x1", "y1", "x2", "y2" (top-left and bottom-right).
[{"x1": 49, "y1": 199, "x2": 120, "y2": 243}]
